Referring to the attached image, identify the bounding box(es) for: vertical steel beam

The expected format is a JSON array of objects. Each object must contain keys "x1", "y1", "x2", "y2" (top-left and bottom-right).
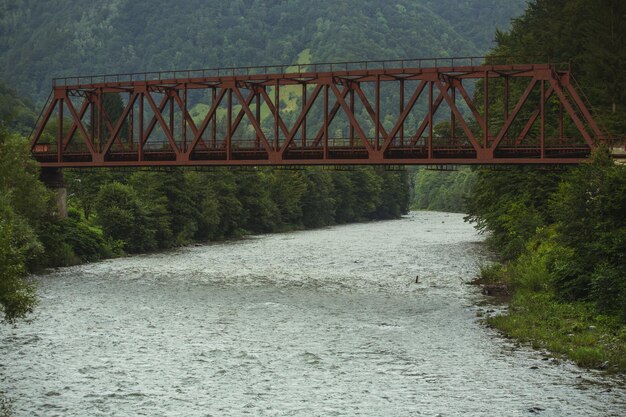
[
  {"x1": 504, "y1": 76, "x2": 509, "y2": 143},
  {"x1": 138, "y1": 93, "x2": 144, "y2": 162},
  {"x1": 227, "y1": 88, "x2": 232, "y2": 160},
  {"x1": 256, "y1": 89, "x2": 261, "y2": 150},
  {"x1": 90, "y1": 97, "x2": 96, "y2": 147},
  {"x1": 129, "y1": 100, "x2": 134, "y2": 150},
  {"x1": 97, "y1": 89, "x2": 102, "y2": 154},
  {"x1": 324, "y1": 84, "x2": 329, "y2": 159},
  {"x1": 169, "y1": 92, "x2": 174, "y2": 149},
  {"x1": 349, "y1": 87, "x2": 355, "y2": 147},
  {"x1": 428, "y1": 81, "x2": 433, "y2": 159},
  {"x1": 559, "y1": 101, "x2": 564, "y2": 144},
  {"x1": 375, "y1": 75, "x2": 380, "y2": 150},
  {"x1": 399, "y1": 78, "x2": 404, "y2": 146},
  {"x1": 539, "y1": 80, "x2": 546, "y2": 159},
  {"x1": 57, "y1": 98, "x2": 63, "y2": 163},
  {"x1": 302, "y1": 84, "x2": 307, "y2": 148},
  {"x1": 451, "y1": 85, "x2": 456, "y2": 145},
  {"x1": 484, "y1": 70, "x2": 489, "y2": 149},
  {"x1": 211, "y1": 88, "x2": 217, "y2": 148},
  {"x1": 274, "y1": 82, "x2": 280, "y2": 152},
  {"x1": 182, "y1": 84, "x2": 187, "y2": 153}
]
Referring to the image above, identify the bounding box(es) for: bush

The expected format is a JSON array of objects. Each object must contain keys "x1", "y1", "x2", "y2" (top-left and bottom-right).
[
  {"x1": 591, "y1": 263, "x2": 626, "y2": 320},
  {"x1": 94, "y1": 182, "x2": 158, "y2": 253},
  {"x1": 477, "y1": 263, "x2": 506, "y2": 284}
]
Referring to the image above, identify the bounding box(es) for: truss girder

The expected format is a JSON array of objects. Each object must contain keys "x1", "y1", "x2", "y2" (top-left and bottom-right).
[{"x1": 30, "y1": 63, "x2": 610, "y2": 167}]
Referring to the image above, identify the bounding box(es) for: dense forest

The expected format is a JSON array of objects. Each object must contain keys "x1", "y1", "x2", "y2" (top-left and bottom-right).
[
  {"x1": 0, "y1": 0, "x2": 524, "y2": 101},
  {"x1": 467, "y1": 0, "x2": 626, "y2": 371},
  {"x1": 411, "y1": 168, "x2": 475, "y2": 213}
]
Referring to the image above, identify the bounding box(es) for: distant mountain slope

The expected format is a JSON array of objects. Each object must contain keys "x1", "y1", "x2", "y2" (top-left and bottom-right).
[{"x1": 0, "y1": 0, "x2": 524, "y2": 101}]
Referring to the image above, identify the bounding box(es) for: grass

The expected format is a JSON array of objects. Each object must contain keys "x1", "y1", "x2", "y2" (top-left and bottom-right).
[
  {"x1": 474, "y1": 262, "x2": 508, "y2": 285},
  {"x1": 487, "y1": 289, "x2": 626, "y2": 372}
]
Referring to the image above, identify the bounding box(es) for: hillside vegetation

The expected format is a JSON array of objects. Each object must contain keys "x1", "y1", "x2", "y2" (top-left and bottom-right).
[{"x1": 0, "y1": 0, "x2": 524, "y2": 101}]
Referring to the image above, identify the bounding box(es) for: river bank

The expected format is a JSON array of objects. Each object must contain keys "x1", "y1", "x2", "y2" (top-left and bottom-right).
[
  {"x1": 475, "y1": 263, "x2": 626, "y2": 374},
  {"x1": 464, "y1": 151, "x2": 626, "y2": 376},
  {"x1": 2, "y1": 212, "x2": 625, "y2": 416}
]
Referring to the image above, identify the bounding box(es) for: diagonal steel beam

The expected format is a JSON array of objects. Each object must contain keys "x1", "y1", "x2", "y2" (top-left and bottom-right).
[
  {"x1": 172, "y1": 91, "x2": 199, "y2": 136},
  {"x1": 329, "y1": 83, "x2": 373, "y2": 152},
  {"x1": 230, "y1": 89, "x2": 256, "y2": 138},
  {"x1": 62, "y1": 97, "x2": 90, "y2": 151},
  {"x1": 564, "y1": 80, "x2": 604, "y2": 140},
  {"x1": 64, "y1": 93, "x2": 97, "y2": 156},
  {"x1": 353, "y1": 84, "x2": 389, "y2": 147},
  {"x1": 491, "y1": 79, "x2": 538, "y2": 150},
  {"x1": 30, "y1": 98, "x2": 58, "y2": 149},
  {"x1": 280, "y1": 84, "x2": 323, "y2": 154},
  {"x1": 143, "y1": 92, "x2": 180, "y2": 156},
  {"x1": 550, "y1": 80, "x2": 594, "y2": 147},
  {"x1": 514, "y1": 84, "x2": 554, "y2": 146},
  {"x1": 92, "y1": 94, "x2": 127, "y2": 153},
  {"x1": 101, "y1": 93, "x2": 139, "y2": 157},
  {"x1": 187, "y1": 88, "x2": 226, "y2": 155},
  {"x1": 142, "y1": 94, "x2": 170, "y2": 146},
  {"x1": 258, "y1": 87, "x2": 290, "y2": 148},
  {"x1": 312, "y1": 85, "x2": 350, "y2": 147},
  {"x1": 231, "y1": 86, "x2": 273, "y2": 154},
  {"x1": 409, "y1": 82, "x2": 452, "y2": 146},
  {"x1": 434, "y1": 80, "x2": 481, "y2": 152},
  {"x1": 381, "y1": 80, "x2": 427, "y2": 152},
  {"x1": 455, "y1": 80, "x2": 488, "y2": 135}
]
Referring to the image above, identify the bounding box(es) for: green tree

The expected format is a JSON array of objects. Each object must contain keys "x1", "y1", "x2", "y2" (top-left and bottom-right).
[
  {"x1": 301, "y1": 169, "x2": 336, "y2": 228},
  {"x1": 0, "y1": 198, "x2": 38, "y2": 322},
  {"x1": 332, "y1": 172, "x2": 357, "y2": 223},
  {"x1": 0, "y1": 129, "x2": 44, "y2": 322},
  {"x1": 349, "y1": 168, "x2": 383, "y2": 221},
  {"x1": 185, "y1": 171, "x2": 221, "y2": 241},
  {"x1": 94, "y1": 182, "x2": 158, "y2": 253},
  {"x1": 269, "y1": 170, "x2": 307, "y2": 228},
  {"x1": 236, "y1": 171, "x2": 279, "y2": 233},
  {"x1": 550, "y1": 149, "x2": 626, "y2": 308}
]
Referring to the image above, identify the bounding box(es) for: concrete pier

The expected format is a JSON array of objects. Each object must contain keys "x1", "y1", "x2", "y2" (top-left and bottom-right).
[{"x1": 40, "y1": 168, "x2": 67, "y2": 218}]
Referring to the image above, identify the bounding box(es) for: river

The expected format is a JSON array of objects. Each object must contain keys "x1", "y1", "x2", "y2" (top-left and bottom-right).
[{"x1": 1, "y1": 212, "x2": 624, "y2": 416}]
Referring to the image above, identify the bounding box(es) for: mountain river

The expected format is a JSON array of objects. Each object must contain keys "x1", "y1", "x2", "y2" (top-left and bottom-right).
[{"x1": 1, "y1": 212, "x2": 624, "y2": 416}]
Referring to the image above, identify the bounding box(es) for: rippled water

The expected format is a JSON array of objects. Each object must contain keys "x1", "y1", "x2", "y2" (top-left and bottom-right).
[{"x1": 1, "y1": 212, "x2": 625, "y2": 416}]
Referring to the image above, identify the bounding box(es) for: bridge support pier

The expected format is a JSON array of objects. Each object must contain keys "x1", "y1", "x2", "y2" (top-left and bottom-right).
[{"x1": 40, "y1": 167, "x2": 67, "y2": 218}]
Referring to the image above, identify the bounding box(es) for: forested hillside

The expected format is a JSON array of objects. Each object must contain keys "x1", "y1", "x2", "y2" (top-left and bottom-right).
[{"x1": 0, "y1": 0, "x2": 524, "y2": 101}]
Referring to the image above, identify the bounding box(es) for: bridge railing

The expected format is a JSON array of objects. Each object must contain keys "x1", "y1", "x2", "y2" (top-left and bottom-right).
[{"x1": 51, "y1": 55, "x2": 568, "y2": 87}]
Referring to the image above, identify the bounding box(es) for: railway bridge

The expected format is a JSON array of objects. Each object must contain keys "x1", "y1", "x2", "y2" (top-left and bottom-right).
[{"x1": 29, "y1": 57, "x2": 621, "y2": 170}]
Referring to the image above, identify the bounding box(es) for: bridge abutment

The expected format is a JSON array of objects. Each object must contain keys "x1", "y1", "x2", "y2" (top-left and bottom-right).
[{"x1": 40, "y1": 167, "x2": 67, "y2": 218}]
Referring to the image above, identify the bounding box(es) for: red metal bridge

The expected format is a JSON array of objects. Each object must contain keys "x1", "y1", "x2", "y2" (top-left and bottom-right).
[{"x1": 30, "y1": 57, "x2": 616, "y2": 167}]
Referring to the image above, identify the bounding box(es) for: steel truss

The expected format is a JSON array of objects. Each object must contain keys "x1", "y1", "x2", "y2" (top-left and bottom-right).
[{"x1": 30, "y1": 60, "x2": 610, "y2": 167}]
